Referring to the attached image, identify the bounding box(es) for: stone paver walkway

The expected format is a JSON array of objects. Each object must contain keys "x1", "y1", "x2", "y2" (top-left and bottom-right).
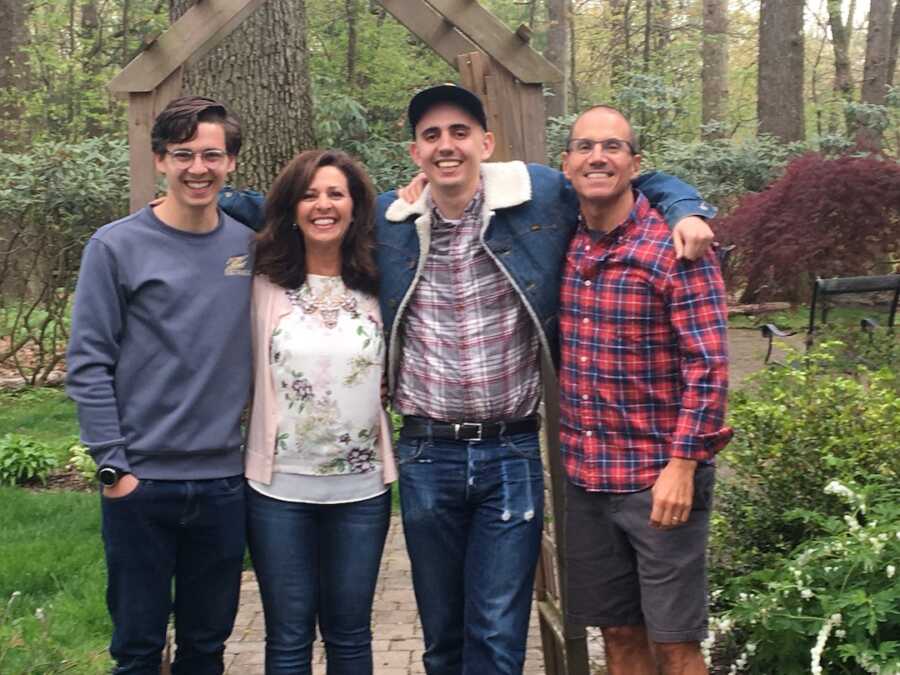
[{"x1": 225, "y1": 514, "x2": 549, "y2": 674}]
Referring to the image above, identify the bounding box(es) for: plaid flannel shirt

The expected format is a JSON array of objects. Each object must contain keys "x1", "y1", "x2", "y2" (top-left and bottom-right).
[
  {"x1": 393, "y1": 187, "x2": 541, "y2": 421},
  {"x1": 559, "y1": 191, "x2": 732, "y2": 493}
]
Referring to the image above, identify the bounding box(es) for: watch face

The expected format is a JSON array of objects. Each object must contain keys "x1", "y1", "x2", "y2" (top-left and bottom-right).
[{"x1": 98, "y1": 467, "x2": 118, "y2": 487}]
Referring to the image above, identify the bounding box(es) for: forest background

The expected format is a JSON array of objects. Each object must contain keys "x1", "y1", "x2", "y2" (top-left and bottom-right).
[{"x1": 1, "y1": 0, "x2": 898, "y2": 190}]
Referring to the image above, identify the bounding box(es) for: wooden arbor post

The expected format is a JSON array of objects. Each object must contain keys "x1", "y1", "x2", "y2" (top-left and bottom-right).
[{"x1": 109, "y1": 2, "x2": 587, "y2": 672}]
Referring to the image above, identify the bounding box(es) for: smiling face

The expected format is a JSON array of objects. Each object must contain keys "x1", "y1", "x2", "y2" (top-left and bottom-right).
[
  {"x1": 409, "y1": 102, "x2": 494, "y2": 198},
  {"x1": 562, "y1": 107, "x2": 641, "y2": 208},
  {"x1": 294, "y1": 165, "x2": 354, "y2": 253},
  {"x1": 154, "y1": 122, "x2": 236, "y2": 215}
]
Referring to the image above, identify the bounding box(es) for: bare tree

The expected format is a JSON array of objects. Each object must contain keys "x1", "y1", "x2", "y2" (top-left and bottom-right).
[
  {"x1": 701, "y1": 0, "x2": 729, "y2": 140},
  {"x1": 346, "y1": 0, "x2": 359, "y2": 86},
  {"x1": 170, "y1": 0, "x2": 316, "y2": 190},
  {"x1": 757, "y1": 0, "x2": 805, "y2": 142},
  {"x1": 545, "y1": 0, "x2": 570, "y2": 119},
  {"x1": 857, "y1": 0, "x2": 893, "y2": 150},
  {"x1": 0, "y1": 0, "x2": 29, "y2": 146},
  {"x1": 887, "y1": 0, "x2": 899, "y2": 87},
  {"x1": 826, "y1": 0, "x2": 854, "y2": 109}
]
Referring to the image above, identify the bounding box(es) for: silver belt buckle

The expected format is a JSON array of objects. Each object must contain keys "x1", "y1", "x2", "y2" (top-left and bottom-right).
[{"x1": 454, "y1": 422, "x2": 483, "y2": 441}]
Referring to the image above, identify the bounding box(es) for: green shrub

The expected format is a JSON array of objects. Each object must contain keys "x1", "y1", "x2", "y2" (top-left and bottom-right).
[
  {"x1": 713, "y1": 341, "x2": 900, "y2": 583},
  {"x1": 708, "y1": 479, "x2": 900, "y2": 674},
  {"x1": 65, "y1": 444, "x2": 96, "y2": 486},
  {"x1": 0, "y1": 434, "x2": 59, "y2": 486},
  {"x1": 649, "y1": 134, "x2": 803, "y2": 211}
]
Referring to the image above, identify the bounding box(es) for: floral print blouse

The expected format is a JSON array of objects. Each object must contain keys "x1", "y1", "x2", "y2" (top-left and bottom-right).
[{"x1": 249, "y1": 274, "x2": 387, "y2": 504}]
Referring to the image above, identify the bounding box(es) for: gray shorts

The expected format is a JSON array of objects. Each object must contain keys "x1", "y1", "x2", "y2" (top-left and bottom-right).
[{"x1": 563, "y1": 466, "x2": 715, "y2": 643}]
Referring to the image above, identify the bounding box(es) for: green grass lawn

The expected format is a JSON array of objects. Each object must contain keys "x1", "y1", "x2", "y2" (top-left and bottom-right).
[
  {"x1": 0, "y1": 487, "x2": 110, "y2": 674},
  {"x1": 0, "y1": 388, "x2": 79, "y2": 451}
]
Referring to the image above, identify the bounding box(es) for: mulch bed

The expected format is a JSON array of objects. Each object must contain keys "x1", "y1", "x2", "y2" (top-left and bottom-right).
[{"x1": 25, "y1": 466, "x2": 95, "y2": 492}]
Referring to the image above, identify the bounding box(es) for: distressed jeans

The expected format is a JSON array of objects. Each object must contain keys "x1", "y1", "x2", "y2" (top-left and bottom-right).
[{"x1": 396, "y1": 431, "x2": 544, "y2": 675}]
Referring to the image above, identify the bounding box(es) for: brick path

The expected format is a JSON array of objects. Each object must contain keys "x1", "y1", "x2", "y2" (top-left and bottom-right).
[{"x1": 225, "y1": 514, "x2": 550, "y2": 674}]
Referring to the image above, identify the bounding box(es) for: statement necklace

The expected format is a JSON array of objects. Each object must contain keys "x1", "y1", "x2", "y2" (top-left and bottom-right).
[{"x1": 287, "y1": 276, "x2": 358, "y2": 329}]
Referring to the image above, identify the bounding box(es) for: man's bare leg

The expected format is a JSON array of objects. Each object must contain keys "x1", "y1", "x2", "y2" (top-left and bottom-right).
[
  {"x1": 601, "y1": 625, "x2": 656, "y2": 675},
  {"x1": 654, "y1": 641, "x2": 707, "y2": 675}
]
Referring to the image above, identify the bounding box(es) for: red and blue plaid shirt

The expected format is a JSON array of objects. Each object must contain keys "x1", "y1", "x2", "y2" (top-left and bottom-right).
[{"x1": 559, "y1": 191, "x2": 732, "y2": 493}]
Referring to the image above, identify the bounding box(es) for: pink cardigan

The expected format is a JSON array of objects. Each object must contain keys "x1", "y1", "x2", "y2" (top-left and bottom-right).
[{"x1": 244, "y1": 274, "x2": 397, "y2": 485}]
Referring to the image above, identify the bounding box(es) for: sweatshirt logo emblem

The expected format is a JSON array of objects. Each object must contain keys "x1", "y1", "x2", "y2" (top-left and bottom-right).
[{"x1": 224, "y1": 255, "x2": 251, "y2": 276}]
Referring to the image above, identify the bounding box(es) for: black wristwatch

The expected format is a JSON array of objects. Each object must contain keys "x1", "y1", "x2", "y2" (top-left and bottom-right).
[{"x1": 97, "y1": 466, "x2": 129, "y2": 487}]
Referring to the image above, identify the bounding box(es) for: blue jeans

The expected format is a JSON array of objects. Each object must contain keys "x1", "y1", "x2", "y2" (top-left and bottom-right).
[
  {"x1": 246, "y1": 487, "x2": 391, "y2": 675},
  {"x1": 397, "y1": 432, "x2": 544, "y2": 675},
  {"x1": 100, "y1": 476, "x2": 246, "y2": 675}
]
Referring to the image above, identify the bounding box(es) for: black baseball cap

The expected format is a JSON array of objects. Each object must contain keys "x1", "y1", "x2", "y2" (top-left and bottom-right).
[{"x1": 408, "y1": 84, "x2": 488, "y2": 137}]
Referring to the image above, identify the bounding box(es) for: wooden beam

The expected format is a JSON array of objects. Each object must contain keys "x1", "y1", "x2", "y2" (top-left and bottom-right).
[
  {"x1": 109, "y1": 0, "x2": 265, "y2": 94},
  {"x1": 424, "y1": 0, "x2": 562, "y2": 83},
  {"x1": 127, "y1": 68, "x2": 183, "y2": 213},
  {"x1": 376, "y1": 0, "x2": 478, "y2": 69}
]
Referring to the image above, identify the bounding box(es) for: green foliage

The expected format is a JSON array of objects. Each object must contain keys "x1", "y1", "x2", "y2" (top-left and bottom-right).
[
  {"x1": 313, "y1": 89, "x2": 418, "y2": 192},
  {"x1": 546, "y1": 113, "x2": 577, "y2": 167},
  {"x1": 0, "y1": 488, "x2": 109, "y2": 674},
  {"x1": 709, "y1": 480, "x2": 900, "y2": 674},
  {"x1": 0, "y1": 388, "x2": 78, "y2": 448},
  {"x1": 0, "y1": 435, "x2": 59, "y2": 486},
  {"x1": 0, "y1": 137, "x2": 130, "y2": 230},
  {"x1": 613, "y1": 72, "x2": 693, "y2": 151},
  {"x1": 0, "y1": 138, "x2": 128, "y2": 384},
  {"x1": 0, "y1": 0, "x2": 168, "y2": 147},
  {"x1": 713, "y1": 341, "x2": 900, "y2": 583},
  {"x1": 648, "y1": 134, "x2": 802, "y2": 210},
  {"x1": 65, "y1": 444, "x2": 96, "y2": 486}
]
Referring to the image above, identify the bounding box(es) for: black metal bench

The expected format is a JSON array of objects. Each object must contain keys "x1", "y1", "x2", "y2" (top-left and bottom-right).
[{"x1": 761, "y1": 274, "x2": 900, "y2": 364}]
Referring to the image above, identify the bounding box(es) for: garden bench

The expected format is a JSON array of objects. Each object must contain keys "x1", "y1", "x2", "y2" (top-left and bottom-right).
[{"x1": 760, "y1": 273, "x2": 900, "y2": 364}]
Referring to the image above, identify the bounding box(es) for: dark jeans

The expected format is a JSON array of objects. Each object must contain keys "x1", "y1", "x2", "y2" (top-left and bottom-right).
[
  {"x1": 246, "y1": 487, "x2": 391, "y2": 675},
  {"x1": 396, "y1": 432, "x2": 544, "y2": 675},
  {"x1": 100, "y1": 476, "x2": 246, "y2": 675}
]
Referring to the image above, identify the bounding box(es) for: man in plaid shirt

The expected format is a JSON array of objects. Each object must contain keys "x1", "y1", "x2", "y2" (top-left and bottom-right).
[{"x1": 559, "y1": 106, "x2": 731, "y2": 675}]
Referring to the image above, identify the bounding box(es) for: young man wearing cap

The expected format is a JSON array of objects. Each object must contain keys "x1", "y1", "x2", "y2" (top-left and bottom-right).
[
  {"x1": 559, "y1": 105, "x2": 730, "y2": 675},
  {"x1": 373, "y1": 84, "x2": 717, "y2": 675},
  {"x1": 66, "y1": 96, "x2": 253, "y2": 675}
]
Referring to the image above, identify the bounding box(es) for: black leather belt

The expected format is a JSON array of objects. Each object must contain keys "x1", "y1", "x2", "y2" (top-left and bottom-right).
[{"x1": 400, "y1": 415, "x2": 540, "y2": 442}]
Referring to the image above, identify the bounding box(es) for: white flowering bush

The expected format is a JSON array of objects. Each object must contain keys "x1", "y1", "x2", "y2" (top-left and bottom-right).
[
  {"x1": 713, "y1": 341, "x2": 900, "y2": 580},
  {"x1": 709, "y1": 479, "x2": 900, "y2": 674}
]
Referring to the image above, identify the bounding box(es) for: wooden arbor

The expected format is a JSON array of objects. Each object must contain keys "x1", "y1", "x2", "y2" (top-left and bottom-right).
[{"x1": 109, "y1": 2, "x2": 587, "y2": 673}]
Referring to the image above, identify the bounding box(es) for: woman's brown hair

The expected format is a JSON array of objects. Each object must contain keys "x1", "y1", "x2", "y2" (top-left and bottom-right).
[{"x1": 254, "y1": 149, "x2": 378, "y2": 295}]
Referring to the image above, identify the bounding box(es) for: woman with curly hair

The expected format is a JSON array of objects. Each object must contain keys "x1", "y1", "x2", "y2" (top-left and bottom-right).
[{"x1": 244, "y1": 149, "x2": 396, "y2": 675}]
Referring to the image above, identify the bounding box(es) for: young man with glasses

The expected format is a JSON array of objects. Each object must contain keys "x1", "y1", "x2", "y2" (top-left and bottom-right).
[
  {"x1": 559, "y1": 105, "x2": 730, "y2": 675},
  {"x1": 374, "y1": 86, "x2": 718, "y2": 675},
  {"x1": 66, "y1": 95, "x2": 253, "y2": 675}
]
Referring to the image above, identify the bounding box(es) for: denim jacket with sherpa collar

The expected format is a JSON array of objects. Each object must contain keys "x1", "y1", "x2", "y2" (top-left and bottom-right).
[{"x1": 374, "y1": 161, "x2": 715, "y2": 394}]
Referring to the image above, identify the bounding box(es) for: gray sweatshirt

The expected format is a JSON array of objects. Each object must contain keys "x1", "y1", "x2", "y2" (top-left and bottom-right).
[{"x1": 66, "y1": 206, "x2": 253, "y2": 479}]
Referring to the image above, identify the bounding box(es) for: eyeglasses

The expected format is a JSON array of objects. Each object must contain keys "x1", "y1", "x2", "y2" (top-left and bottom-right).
[
  {"x1": 567, "y1": 138, "x2": 635, "y2": 156},
  {"x1": 165, "y1": 149, "x2": 229, "y2": 168}
]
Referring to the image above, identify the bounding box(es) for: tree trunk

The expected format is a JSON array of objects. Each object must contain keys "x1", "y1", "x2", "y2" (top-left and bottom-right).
[
  {"x1": 346, "y1": 0, "x2": 359, "y2": 87},
  {"x1": 0, "y1": 0, "x2": 29, "y2": 146},
  {"x1": 757, "y1": 0, "x2": 805, "y2": 142},
  {"x1": 544, "y1": 0, "x2": 570, "y2": 119},
  {"x1": 887, "y1": 0, "x2": 899, "y2": 88},
  {"x1": 170, "y1": 0, "x2": 316, "y2": 190},
  {"x1": 826, "y1": 0, "x2": 853, "y2": 104},
  {"x1": 857, "y1": 0, "x2": 893, "y2": 151},
  {"x1": 609, "y1": 0, "x2": 633, "y2": 88},
  {"x1": 701, "y1": 0, "x2": 728, "y2": 140}
]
